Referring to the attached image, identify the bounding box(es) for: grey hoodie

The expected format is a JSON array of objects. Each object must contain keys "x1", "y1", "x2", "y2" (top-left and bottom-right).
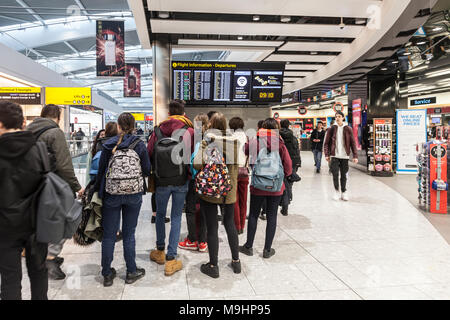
[{"x1": 27, "y1": 117, "x2": 81, "y2": 193}]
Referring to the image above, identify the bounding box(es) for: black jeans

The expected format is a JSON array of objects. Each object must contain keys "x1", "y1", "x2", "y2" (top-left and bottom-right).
[
  {"x1": 330, "y1": 157, "x2": 349, "y2": 192},
  {"x1": 200, "y1": 199, "x2": 239, "y2": 266},
  {"x1": 185, "y1": 180, "x2": 206, "y2": 243},
  {"x1": 0, "y1": 233, "x2": 48, "y2": 300},
  {"x1": 245, "y1": 194, "x2": 282, "y2": 251}
]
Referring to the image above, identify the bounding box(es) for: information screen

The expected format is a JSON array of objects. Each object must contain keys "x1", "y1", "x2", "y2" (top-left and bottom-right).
[
  {"x1": 193, "y1": 70, "x2": 211, "y2": 101},
  {"x1": 214, "y1": 70, "x2": 231, "y2": 101},
  {"x1": 232, "y1": 71, "x2": 251, "y2": 102},
  {"x1": 173, "y1": 70, "x2": 191, "y2": 100},
  {"x1": 252, "y1": 71, "x2": 283, "y2": 103}
]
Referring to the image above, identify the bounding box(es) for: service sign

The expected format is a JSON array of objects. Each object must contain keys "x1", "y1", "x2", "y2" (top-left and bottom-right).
[
  {"x1": 45, "y1": 87, "x2": 91, "y2": 105},
  {"x1": 0, "y1": 87, "x2": 41, "y2": 104}
]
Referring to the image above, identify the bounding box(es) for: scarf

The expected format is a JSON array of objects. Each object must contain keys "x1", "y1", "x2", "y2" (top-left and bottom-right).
[{"x1": 163, "y1": 115, "x2": 193, "y2": 128}]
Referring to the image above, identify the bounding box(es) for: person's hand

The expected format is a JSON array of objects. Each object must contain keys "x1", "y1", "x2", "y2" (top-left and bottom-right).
[
  {"x1": 325, "y1": 157, "x2": 330, "y2": 162},
  {"x1": 352, "y1": 158, "x2": 358, "y2": 164},
  {"x1": 77, "y1": 188, "x2": 85, "y2": 198}
]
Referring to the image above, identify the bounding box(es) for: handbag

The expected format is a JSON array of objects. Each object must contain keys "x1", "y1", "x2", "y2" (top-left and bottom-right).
[
  {"x1": 238, "y1": 156, "x2": 249, "y2": 179},
  {"x1": 147, "y1": 173, "x2": 156, "y2": 193}
]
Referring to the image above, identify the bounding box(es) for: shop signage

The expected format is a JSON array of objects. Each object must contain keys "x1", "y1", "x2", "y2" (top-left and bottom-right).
[
  {"x1": 434, "y1": 108, "x2": 442, "y2": 114},
  {"x1": 131, "y1": 113, "x2": 145, "y2": 121},
  {"x1": 333, "y1": 102, "x2": 344, "y2": 113},
  {"x1": 273, "y1": 112, "x2": 280, "y2": 119},
  {"x1": 45, "y1": 87, "x2": 92, "y2": 105},
  {"x1": 298, "y1": 106, "x2": 307, "y2": 115},
  {"x1": 396, "y1": 109, "x2": 427, "y2": 174},
  {"x1": 0, "y1": 87, "x2": 41, "y2": 104},
  {"x1": 410, "y1": 97, "x2": 436, "y2": 106},
  {"x1": 145, "y1": 115, "x2": 153, "y2": 121}
]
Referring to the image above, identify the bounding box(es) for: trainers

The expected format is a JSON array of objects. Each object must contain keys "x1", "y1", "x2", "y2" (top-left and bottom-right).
[
  {"x1": 198, "y1": 242, "x2": 208, "y2": 252},
  {"x1": 46, "y1": 259, "x2": 66, "y2": 280},
  {"x1": 263, "y1": 248, "x2": 276, "y2": 259},
  {"x1": 341, "y1": 191, "x2": 349, "y2": 201},
  {"x1": 200, "y1": 263, "x2": 219, "y2": 278},
  {"x1": 103, "y1": 268, "x2": 116, "y2": 287},
  {"x1": 231, "y1": 260, "x2": 241, "y2": 274},
  {"x1": 150, "y1": 249, "x2": 165, "y2": 265},
  {"x1": 125, "y1": 267, "x2": 145, "y2": 284},
  {"x1": 239, "y1": 245, "x2": 253, "y2": 256},
  {"x1": 259, "y1": 213, "x2": 266, "y2": 220},
  {"x1": 165, "y1": 259, "x2": 183, "y2": 276},
  {"x1": 332, "y1": 189, "x2": 340, "y2": 201},
  {"x1": 178, "y1": 238, "x2": 198, "y2": 251}
]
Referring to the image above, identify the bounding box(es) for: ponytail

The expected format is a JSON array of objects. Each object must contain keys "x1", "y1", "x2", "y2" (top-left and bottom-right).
[
  {"x1": 112, "y1": 112, "x2": 136, "y2": 154},
  {"x1": 112, "y1": 132, "x2": 125, "y2": 154}
]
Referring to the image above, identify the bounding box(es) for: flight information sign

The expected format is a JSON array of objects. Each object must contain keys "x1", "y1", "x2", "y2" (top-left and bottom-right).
[{"x1": 171, "y1": 61, "x2": 285, "y2": 105}]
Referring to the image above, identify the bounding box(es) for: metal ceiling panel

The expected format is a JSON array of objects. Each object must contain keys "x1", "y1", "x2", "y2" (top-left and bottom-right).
[
  {"x1": 177, "y1": 39, "x2": 284, "y2": 47},
  {"x1": 265, "y1": 54, "x2": 336, "y2": 62},
  {"x1": 279, "y1": 41, "x2": 351, "y2": 52}
]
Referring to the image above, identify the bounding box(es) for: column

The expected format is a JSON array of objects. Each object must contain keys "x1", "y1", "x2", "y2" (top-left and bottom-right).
[{"x1": 152, "y1": 35, "x2": 171, "y2": 125}]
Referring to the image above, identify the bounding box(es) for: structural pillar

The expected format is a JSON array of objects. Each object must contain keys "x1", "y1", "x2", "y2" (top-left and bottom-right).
[{"x1": 152, "y1": 35, "x2": 171, "y2": 125}]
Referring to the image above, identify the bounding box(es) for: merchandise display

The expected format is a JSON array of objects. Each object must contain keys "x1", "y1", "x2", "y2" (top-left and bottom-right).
[{"x1": 370, "y1": 118, "x2": 394, "y2": 177}]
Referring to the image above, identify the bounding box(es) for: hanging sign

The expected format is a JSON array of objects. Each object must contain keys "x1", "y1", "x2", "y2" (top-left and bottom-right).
[
  {"x1": 273, "y1": 112, "x2": 280, "y2": 119},
  {"x1": 298, "y1": 106, "x2": 307, "y2": 115},
  {"x1": 45, "y1": 87, "x2": 91, "y2": 105},
  {"x1": 96, "y1": 20, "x2": 125, "y2": 77},
  {"x1": 333, "y1": 102, "x2": 344, "y2": 113},
  {"x1": 124, "y1": 63, "x2": 141, "y2": 97},
  {"x1": 0, "y1": 87, "x2": 41, "y2": 104}
]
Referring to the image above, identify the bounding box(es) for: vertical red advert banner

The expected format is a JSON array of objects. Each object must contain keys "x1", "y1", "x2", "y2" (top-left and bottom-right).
[
  {"x1": 352, "y1": 99, "x2": 362, "y2": 150},
  {"x1": 124, "y1": 63, "x2": 141, "y2": 97},
  {"x1": 430, "y1": 144, "x2": 447, "y2": 214}
]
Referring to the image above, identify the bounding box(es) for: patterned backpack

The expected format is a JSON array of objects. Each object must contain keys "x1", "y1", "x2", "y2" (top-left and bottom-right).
[
  {"x1": 105, "y1": 139, "x2": 144, "y2": 195},
  {"x1": 195, "y1": 145, "x2": 231, "y2": 198}
]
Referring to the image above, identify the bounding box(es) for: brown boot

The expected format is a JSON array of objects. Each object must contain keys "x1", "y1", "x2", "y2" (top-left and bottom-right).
[
  {"x1": 150, "y1": 249, "x2": 165, "y2": 265},
  {"x1": 165, "y1": 259, "x2": 182, "y2": 276}
]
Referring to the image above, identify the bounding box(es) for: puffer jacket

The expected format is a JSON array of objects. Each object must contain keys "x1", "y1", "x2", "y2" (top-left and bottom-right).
[
  {"x1": 27, "y1": 117, "x2": 81, "y2": 193},
  {"x1": 193, "y1": 131, "x2": 239, "y2": 204},
  {"x1": 280, "y1": 127, "x2": 301, "y2": 168}
]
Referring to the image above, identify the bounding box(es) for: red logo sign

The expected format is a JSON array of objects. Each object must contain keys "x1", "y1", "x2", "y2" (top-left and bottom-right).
[
  {"x1": 298, "y1": 106, "x2": 307, "y2": 115},
  {"x1": 273, "y1": 112, "x2": 279, "y2": 119},
  {"x1": 333, "y1": 102, "x2": 344, "y2": 113}
]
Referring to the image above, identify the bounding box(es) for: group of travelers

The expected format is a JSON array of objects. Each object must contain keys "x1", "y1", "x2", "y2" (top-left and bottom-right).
[{"x1": 0, "y1": 98, "x2": 358, "y2": 300}]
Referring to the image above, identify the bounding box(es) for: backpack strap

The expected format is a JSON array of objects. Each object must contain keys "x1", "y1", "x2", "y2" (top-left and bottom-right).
[
  {"x1": 33, "y1": 125, "x2": 57, "y2": 140},
  {"x1": 155, "y1": 126, "x2": 164, "y2": 141},
  {"x1": 128, "y1": 138, "x2": 142, "y2": 150},
  {"x1": 36, "y1": 141, "x2": 50, "y2": 174}
]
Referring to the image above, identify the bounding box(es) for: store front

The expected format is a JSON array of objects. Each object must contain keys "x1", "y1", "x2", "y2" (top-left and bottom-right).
[{"x1": 69, "y1": 105, "x2": 104, "y2": 139}]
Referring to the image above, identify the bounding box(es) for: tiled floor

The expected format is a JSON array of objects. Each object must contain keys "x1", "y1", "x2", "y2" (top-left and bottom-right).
[{"x1": 15, "y1": 153, "x2": 450, "y2": 299}]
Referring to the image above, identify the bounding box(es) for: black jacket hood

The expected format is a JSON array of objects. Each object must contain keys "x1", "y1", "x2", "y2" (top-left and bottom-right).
[{"x1": 0, "y1": 131, "x2": 36, "y2": 160}]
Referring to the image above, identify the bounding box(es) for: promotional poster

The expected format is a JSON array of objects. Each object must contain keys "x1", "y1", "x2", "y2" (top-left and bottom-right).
[
  {"x1": 124, "y1": 63, "x2": 141, "y2": 97},
  {"x1": 96, "y1": 20, "x2": 125, "y2": 77},
  {"x1": 352, "y1": 99, "x2": 362, "y2": 150}
]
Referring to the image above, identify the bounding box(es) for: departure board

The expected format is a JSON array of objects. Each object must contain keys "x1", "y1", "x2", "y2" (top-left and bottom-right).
[
  {"x1": 233, "y1": 71, "x2": 251, "y2": 102},
  {"x1": 213, "y1": 70, "x2": 231, "y2": 101},
  {"x1": 252, "y1": 71, "x2": 283, "y2": 103},
  {"x1": 193, "y1": 70, "x2": 211, "y2": 101},
  {"x1": 173, "y1": 70, "x2": 191, "y2": 100}
]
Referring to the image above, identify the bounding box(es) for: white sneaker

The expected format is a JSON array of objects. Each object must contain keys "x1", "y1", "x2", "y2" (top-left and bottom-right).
[
  {"x1": 332, "y1": 190, "x2": 340, "y2": 201},
  {"x1": 341, "y1": 191, "x2": 349, "y2": 201}
]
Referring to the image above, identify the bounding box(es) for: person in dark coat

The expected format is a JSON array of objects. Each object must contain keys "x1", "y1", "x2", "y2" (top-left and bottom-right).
[
  {"x1": 280, "y1": 119, "x2": 301, "y2": 172},
  {"x1": 310, "y1": 121, "x2": 326, "y2": 173}
]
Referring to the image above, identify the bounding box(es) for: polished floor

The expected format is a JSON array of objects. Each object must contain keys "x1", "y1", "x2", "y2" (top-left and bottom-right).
[{"x1": 16, "y1": 153, "x2": 450, "y2": 300}]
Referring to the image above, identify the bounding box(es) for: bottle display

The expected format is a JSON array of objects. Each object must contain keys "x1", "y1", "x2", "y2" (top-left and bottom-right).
[{"x1": 104, "y1": 34, "x2": 116, "y2": 66}]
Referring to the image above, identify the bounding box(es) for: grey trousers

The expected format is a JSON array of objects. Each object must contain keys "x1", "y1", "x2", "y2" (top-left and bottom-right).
[{"x1": 47, "y1": 239, "x2": 66, "y2": 258}]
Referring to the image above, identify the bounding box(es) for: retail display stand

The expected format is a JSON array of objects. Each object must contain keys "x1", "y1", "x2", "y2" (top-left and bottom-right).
[{"x1": 371, "y1": 118, "x2": 394, "y2": 177}]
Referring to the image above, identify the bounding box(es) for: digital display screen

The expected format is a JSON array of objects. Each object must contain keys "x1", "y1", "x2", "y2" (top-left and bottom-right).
[
  {"x1": 252, "y1": 71, "x2": 283, "y2": 102},
  {"x1": 233, "y1": 71, "x2": 251, "y2": 102},
  {"x1": 214, "y1": 70, "x2": 232, "y2": 101},
  {"x1": 193, "y1": 70, "x2": 211, "y2": 101},
  {"x1": 173, "y1": 70, "x2": 191, "y2": 100}
]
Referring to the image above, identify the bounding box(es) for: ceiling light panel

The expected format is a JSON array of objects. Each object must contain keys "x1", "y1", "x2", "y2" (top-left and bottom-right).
[
  {"x1": 279, "y1": 42, "x2": 350, "y2": 52},
  {"x1": 285, "y1": 64, "x2": 321, "y2": 70},
  {"x1": 265, "y1": 54, "x2": 336, "y2": 63},
  {"x1": 177, "y1": 39, "x2": 284, "y2": 48},
  {"x1": 151, "y1": 20, "x2": 363, "y2": 38}
]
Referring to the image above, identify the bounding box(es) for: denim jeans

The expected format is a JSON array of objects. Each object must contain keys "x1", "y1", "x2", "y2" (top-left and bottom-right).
[
  {"x1": 313, "y1": 149, "x2": 322, "y2": 169},
  {"x1": 155, "y1": 182, "x2": 189, "y2": 258},
  {"x1": 101, "y1": 193, "x2": 142, "y2": 277}
]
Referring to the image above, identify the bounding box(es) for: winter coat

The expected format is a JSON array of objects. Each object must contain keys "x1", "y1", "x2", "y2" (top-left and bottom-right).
[
  {"x1": 323, "y1": 124, "x2": 358, "y2": 159},
  {"x1": 94, "y1": 134, "x2": 151, "y2": 199},
  {"x1": 310, "y1": 129, "x2": 325, "y2": 151},
  {"x1": 193, "y1": 131, "x2": 239, "y2": 204},
  {"x1": 245, "y1": 129, "x2": 293, "y2": 197},
  {"x1": 280, "y1": 127, "x2": 301, "y2": 167},
  {"x1": 27, "y1": 117, "x2": 81, "y2": 193},
  {"x1": 0, "y1": 131, "x2": 44, "y2": 236}
]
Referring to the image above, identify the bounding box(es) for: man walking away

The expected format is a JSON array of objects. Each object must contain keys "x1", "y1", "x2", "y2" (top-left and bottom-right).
[
  {"x1": 0, "y1": 101, "x2": 48, "y2": 300},
  {"x1": 323, "y1": 111, "x2": 358, "y2": 201},
  {"x1": 27, "y1": 104, "x2": 84, "y2": 280},
  {"x1": 74, "y1": 127, "x2": 85, "y2": 150},
  {"x1": 310, "y1": 121, "x2": 325, "y2": 173}
]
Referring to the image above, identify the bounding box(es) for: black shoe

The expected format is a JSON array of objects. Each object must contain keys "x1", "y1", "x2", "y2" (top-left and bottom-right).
[
  {"x1": 281, "y1": 206, "x2": 288, "y2": 216},
  {"x1": 316, "y1": 168, "x2": 320, "y2": 173},
  {"x1": 259, "y1": 213, "x2": 266, "y2": 220},
  {"x1": 239, "y1": 245, "x2": 253, "y2": 256},
  {"x1": 151, "y1": 216, "x2": 170, "y2": 224},
  {"x1": 165, "y1": 217, "x2": 170, "y2": 223},
  {"x1": 116, "y1": 230, "x2": 123, "y2": 242},
  {"x1": 125, "y1": 267, "x2": 146, "y2": 284},
  {"x1": 238, "y1": 229, "x2": 244, "y2": 235},
  {"x1": 103, "y1": 268, "x2": 116, "y2": 287},
  {"x1": 53, "y1": 256, "x2": 64, "y2": 266},
  {"x1": 151, "y1": 216, "x2": 156, "y2": 223},
  {"x1": 231, "y1": 260, "x2": 241, "y2": 274},
  {"x1": 46, "y1": 259, "x2": 66, "y2": 280},
  {"x1": 200, "y1": 263, "x2": 219, "y2": 278},
  {"x1": 263, "y1": 248, "x2": 276, "y2": 259}
]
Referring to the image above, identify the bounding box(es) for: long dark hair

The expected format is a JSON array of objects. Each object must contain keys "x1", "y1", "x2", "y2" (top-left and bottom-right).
[
  {"x1": 112, "y1": 112, "x2": 135, "y2": 154},
  {"x1": 91, "y1": 129, "x2": 105, "y2": 157}
]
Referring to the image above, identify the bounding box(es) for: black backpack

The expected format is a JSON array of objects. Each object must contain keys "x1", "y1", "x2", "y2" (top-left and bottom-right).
[
  {"x1": 153, "y1": 126, "x2": 188, "y2": 187},
  {"x1": 33, "y1": 125, "x2": 57, "y2": 172}
]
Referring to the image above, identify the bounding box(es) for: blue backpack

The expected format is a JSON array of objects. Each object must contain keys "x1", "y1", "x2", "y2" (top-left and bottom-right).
[{"x1": 251, "y1": 145, "x2": 284, "y2": 192}]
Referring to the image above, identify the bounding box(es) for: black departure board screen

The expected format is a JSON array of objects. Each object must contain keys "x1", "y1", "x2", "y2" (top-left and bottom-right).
[
  {"x1": 233, "y1": 71, "x2": 251, "y2": 102},
  {"x1": 252, "y1": 71, "x2": 283, "y2": 103},
  {"x1": 193, "y1": 70, "x2": 211, "y2": 101},
  {"x1": 171, "y1": 61, "x2": 285, "y2": 105},
  {"x1": 173, "y1": 70, "x2": 191, "y2": 100}
]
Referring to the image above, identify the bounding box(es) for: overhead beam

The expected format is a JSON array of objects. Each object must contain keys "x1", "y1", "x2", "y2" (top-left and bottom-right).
[{"x1": 15, "y1": 0, "x2": 46, "y2": 26}]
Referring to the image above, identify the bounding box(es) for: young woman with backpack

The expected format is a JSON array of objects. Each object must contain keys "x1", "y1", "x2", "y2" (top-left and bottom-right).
[
  {"x1": 240, "y1": 118, "x2": 292, "y2": 259},
  {"x1": 94, "y1": 113, "x2": 151, "y2": 287},
  {"x1": 193, "y1": 112, "x2": 241, "y2": 278}
]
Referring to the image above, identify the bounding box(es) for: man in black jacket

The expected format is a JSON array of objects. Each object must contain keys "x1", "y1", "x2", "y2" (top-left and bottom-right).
[
  {"x1": 0, "y1": 101, "x2": 48, "y2": 300},
  {"x1": 310, "y1": 121, "x2": 325, "y2": 173}
]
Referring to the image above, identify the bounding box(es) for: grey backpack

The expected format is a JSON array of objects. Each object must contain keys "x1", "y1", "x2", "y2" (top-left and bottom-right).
[
  {"x1": 35, "y1": 142, "x2": 82, "y2": 243},
  {"x1": 105, "y1": 139, "x2": 144, "y2": 195}
]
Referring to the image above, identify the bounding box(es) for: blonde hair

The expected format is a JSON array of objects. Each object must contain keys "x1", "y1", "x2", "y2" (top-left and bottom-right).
[{"x1": 194, "y1": 113, "x2": 209, "y2": 133}]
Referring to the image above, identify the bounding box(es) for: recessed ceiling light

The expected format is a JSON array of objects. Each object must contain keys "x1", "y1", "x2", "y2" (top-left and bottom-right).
[
  {"x1": 403, "y1": 52, "x2": 411, "y2": 56},
  {"x1": 433, "y1": 26, "x2": 443, "y2": 31},
  {"x1": 355, "y1": 18, "x2": 366, "y2": 25},
  {"x1": 253, "y1": 15, "x2": 260, "y2": 21},
  {"x1": 310, "y1": 51, "x2": 318, "y2": 55},
  {"x1": 417, "y1": 41, "x2": 427, "y2": 45},
  {"x1": 391, "y1": 60, "x2": 399, "y2": 64},
  {"x1": 158, "y1": 11, "x2": 170, "y2": 19},
  {"x1": 237, "y1": 36, "x2": 243, "y2": 40},
  {"x1": 381, "y1": 67, "x2": 388, "y2": 71},
  {"x1": 280, "y1": 16, "x2": 291, "y2": 23}
]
